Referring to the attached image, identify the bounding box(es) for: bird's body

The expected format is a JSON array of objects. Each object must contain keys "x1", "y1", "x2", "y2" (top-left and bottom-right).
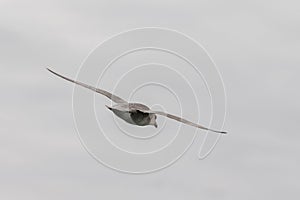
[
  {"x1": 106, "y1": 103, "x2": 156, "y2": 127},
  {"x1": 47, "y1": 68, "x2": 226, "y2": 134}
]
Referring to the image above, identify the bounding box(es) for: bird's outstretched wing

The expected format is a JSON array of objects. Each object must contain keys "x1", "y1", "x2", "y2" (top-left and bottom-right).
[
  {"x1": 105, "y1": 103, "x2": 150, "y2": 113},
  {"x1": 140, "y1": 109, "x2": 227, "y2": 134},
  {"x1": 47, "y1": 68, "x2": 127, "y2": 103}
]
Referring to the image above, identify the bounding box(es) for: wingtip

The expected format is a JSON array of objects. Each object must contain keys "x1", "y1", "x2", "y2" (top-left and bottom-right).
[
  {"x1": 46, "y1": 67, "x2": 54, "y2": 74},
  {"x1": 46, "y1": 68, "x2": 63, "y2": 78},
  {"x1": 211, "y1": 129, "x2": 227, "y2": 134},
  {"x1": 46, "y1": 67, "x2": 53, "y2": 73}
]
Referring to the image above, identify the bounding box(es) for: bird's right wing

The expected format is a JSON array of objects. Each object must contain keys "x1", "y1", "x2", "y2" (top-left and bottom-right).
[
  {"x1": 47, "y1": 68, "x2": 127, "y2": 103},
  {"x1": 141, "y1": 109, "x2": 227, "y2": 134}
]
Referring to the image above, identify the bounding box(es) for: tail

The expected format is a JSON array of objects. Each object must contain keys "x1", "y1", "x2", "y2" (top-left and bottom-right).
[{"x1": 105, "y1": 105, "x2": 113, "y2": 111}]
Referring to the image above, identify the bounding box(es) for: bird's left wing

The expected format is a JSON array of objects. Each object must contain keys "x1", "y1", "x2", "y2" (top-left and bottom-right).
[{"x1": 139, "y1": 109, "x2": 227, "y2": 134}]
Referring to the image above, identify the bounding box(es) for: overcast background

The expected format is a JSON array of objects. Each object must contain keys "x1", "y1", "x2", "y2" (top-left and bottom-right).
[{"x1": 1, "y1": 0, "x2": 299, "y2": 199}]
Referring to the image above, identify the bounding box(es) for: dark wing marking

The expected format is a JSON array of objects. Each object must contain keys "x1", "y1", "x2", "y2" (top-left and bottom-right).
[
  {"x1": 47, "y1": 68, "x2": 127, "y2": 103},
  {"x1": 140, "y1": 109, "x2": 227, "y2": 134}
]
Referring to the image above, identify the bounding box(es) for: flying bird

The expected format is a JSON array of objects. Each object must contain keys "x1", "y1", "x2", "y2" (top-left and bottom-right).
[{"x1": 47, "y1": 68, "x2": 227, "y2": 134}]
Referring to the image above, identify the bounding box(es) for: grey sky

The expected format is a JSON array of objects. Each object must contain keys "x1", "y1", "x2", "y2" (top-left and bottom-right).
[{"x1": 1, "y1": 0, "x2": 299, "y2": 199}]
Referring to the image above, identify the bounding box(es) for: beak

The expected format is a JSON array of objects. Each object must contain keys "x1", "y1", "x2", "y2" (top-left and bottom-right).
[{"x1": 154, "y1": 122, "x2": 158, "y2": 128}]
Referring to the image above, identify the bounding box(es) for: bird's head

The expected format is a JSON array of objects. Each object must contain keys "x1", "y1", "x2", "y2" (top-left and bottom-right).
[{"x1": 150, "y1": 114, "x2": 158, "y2": 128}]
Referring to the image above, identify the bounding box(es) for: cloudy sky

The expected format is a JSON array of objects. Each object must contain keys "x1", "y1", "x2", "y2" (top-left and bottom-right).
[{"x1": 1, "y1": 0, "x2": 299, "y2": 199}]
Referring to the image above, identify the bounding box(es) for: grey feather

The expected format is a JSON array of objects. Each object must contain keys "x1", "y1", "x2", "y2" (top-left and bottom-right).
[{"x1": 47, "y1": 68, "x2": 127, "y2": 103}]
